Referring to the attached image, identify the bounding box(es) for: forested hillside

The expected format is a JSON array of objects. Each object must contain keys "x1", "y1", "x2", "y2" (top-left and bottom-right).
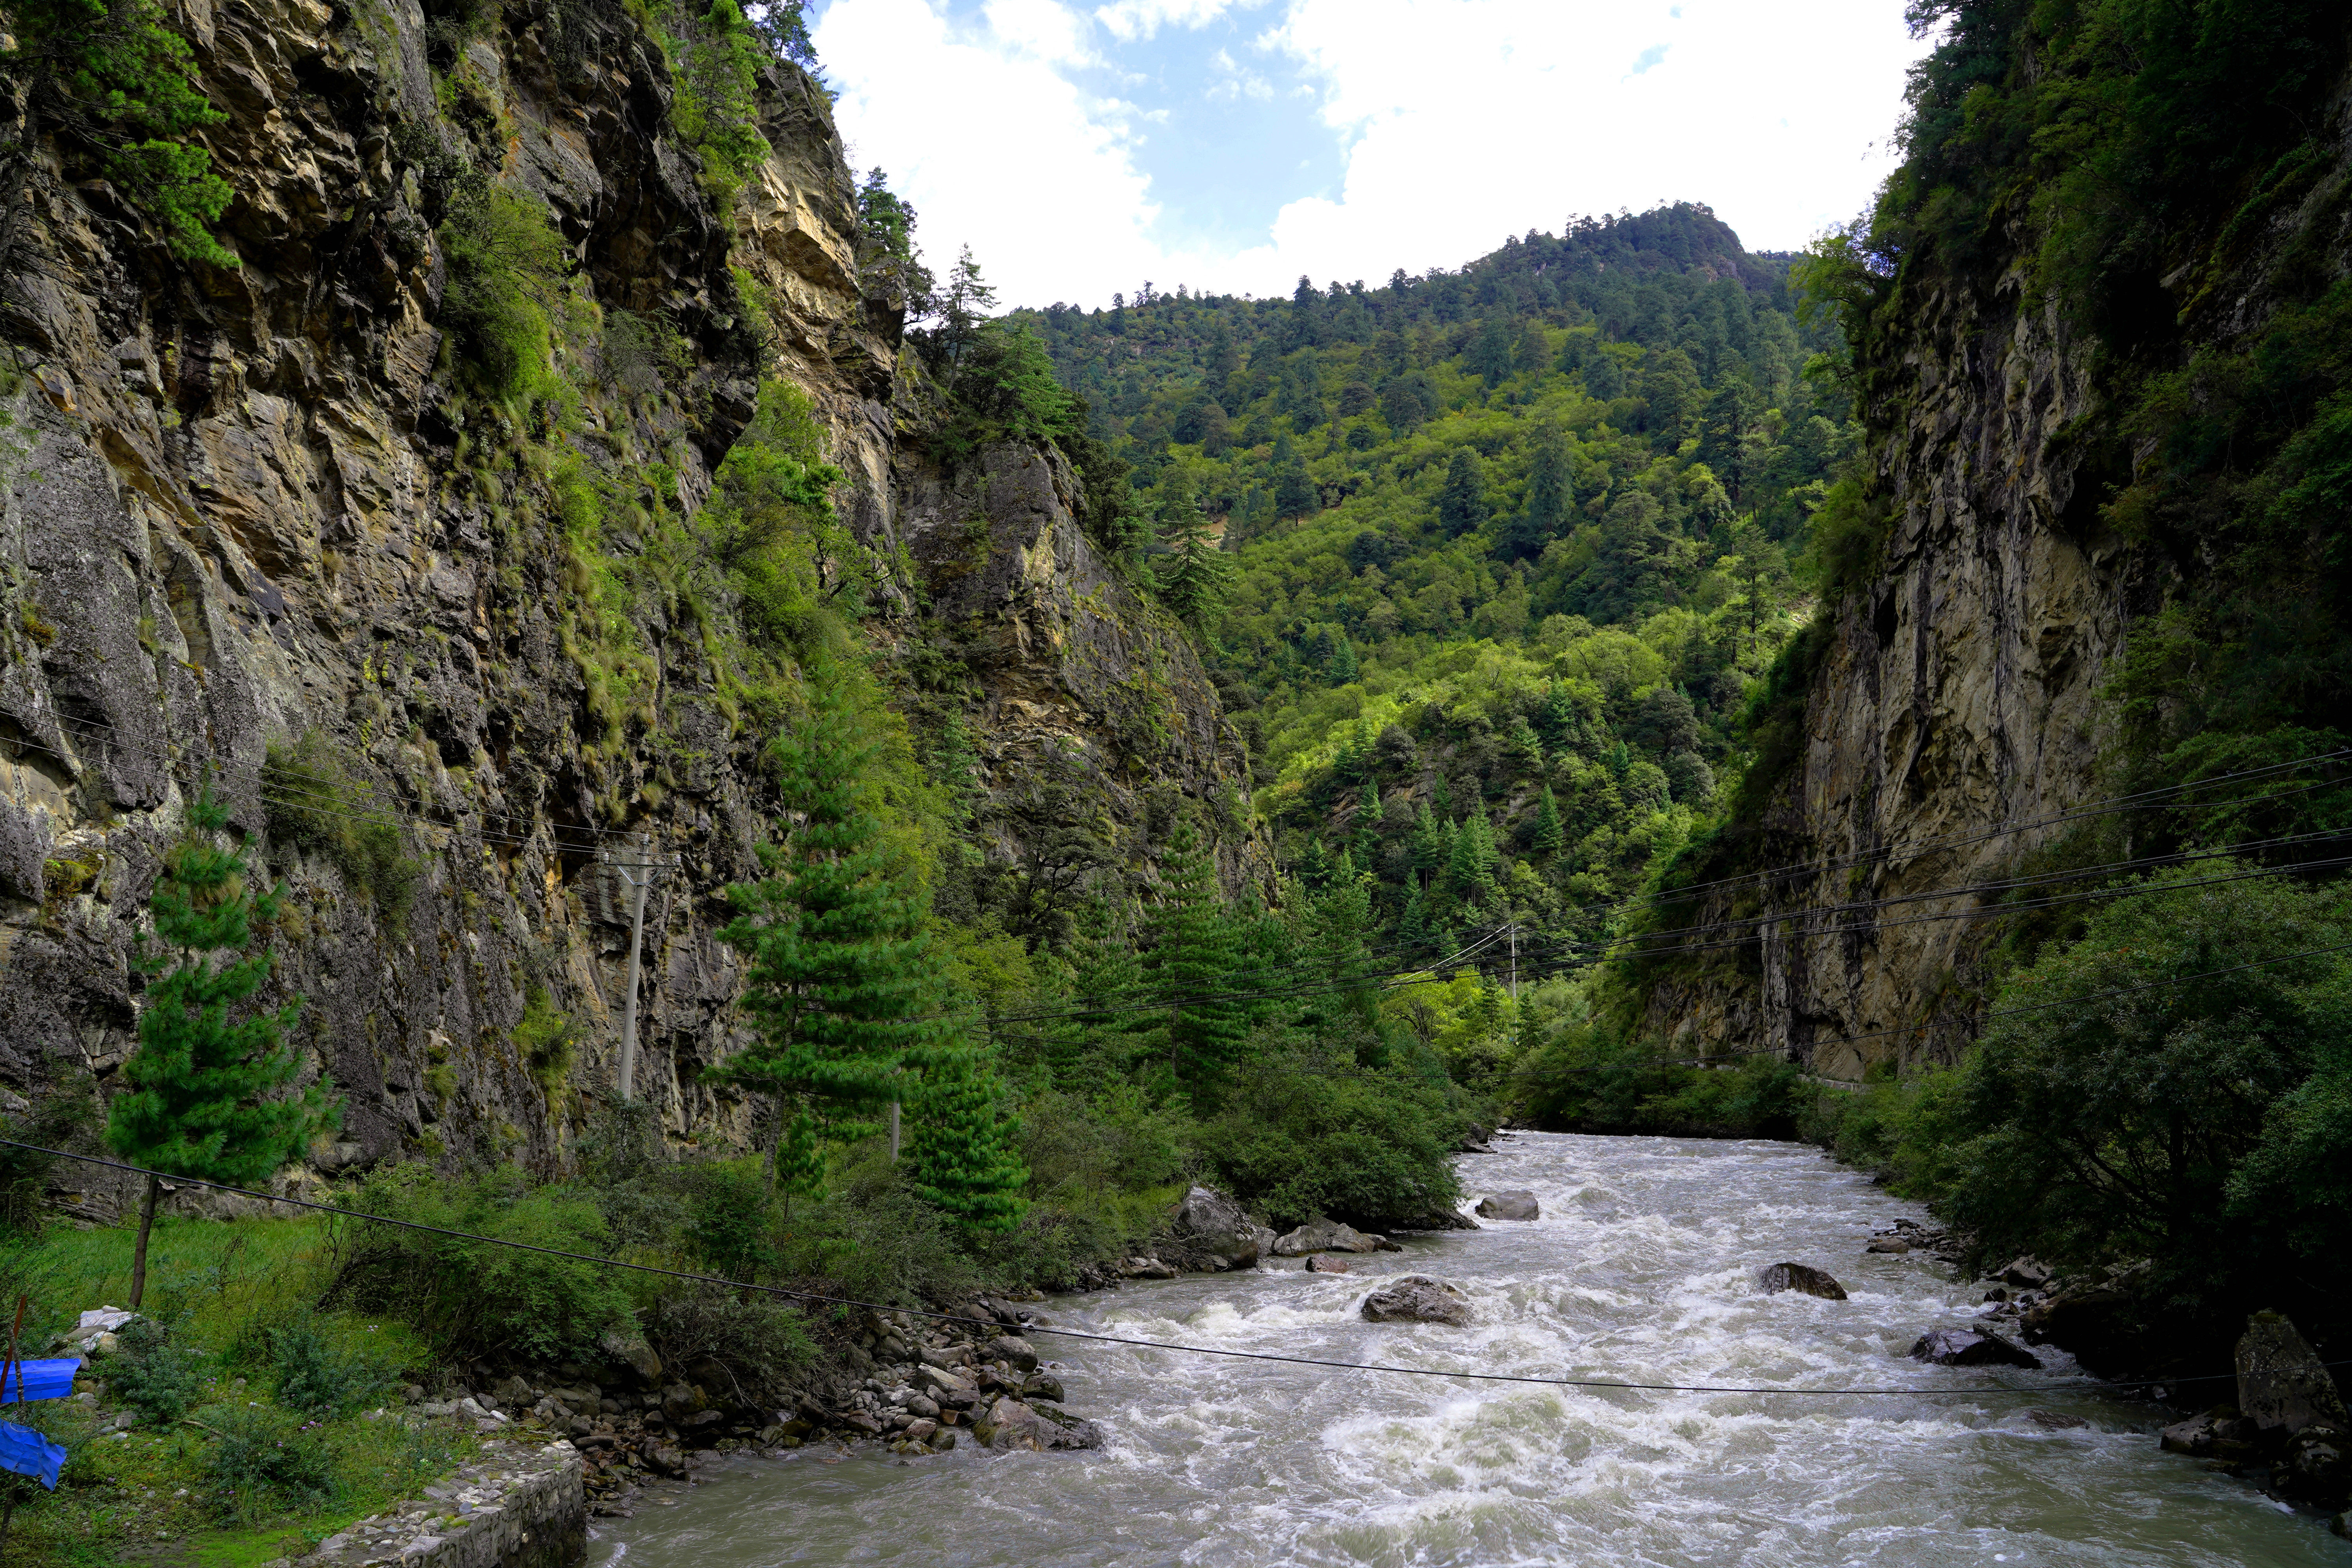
[{"x1": 1014, "y1": 206, "x2": 1855, "y2": 1082}]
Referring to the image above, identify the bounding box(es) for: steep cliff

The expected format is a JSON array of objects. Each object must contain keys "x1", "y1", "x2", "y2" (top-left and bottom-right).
[
  {"x1": 0, "y1": 0, "x2": 1256, "y2": 1199},
  {"x1": 1635, "y1": 36, "x2": 2352, "y2": 1077}
]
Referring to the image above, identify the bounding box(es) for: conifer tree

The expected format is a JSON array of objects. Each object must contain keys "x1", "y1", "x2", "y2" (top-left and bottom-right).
[
  {"x1": 713, "y1": 681, "x2": 952, "y2": 1193},
  {"x1": 1272, "y1": 434, "x2": 1318, "y2": 520},
  {"x1": 1410, "y1": 803, "x2": 1445, "y2": 887},
  {"x1": 1437, "y1": 449, "x2": 1488, "y2": 535},
  {"x1": 1140, "y1": 818, "x2": 1251, "y2": 1109},
  {"x1": 1154, "y1": 482, "x2": 1235, "y2": 633},
  {"x1": 1468, "y1": 316, "x2": 1515, "y2": 387},
  {"x1": 1327, "y1": 632, "x2": 1358, "y2": 684},
  {"x1": 903, "y1": 1047, "x2": 1027, "y2": 1232},
  {"x1": 1399, "y1": 883, "x2": 1432, "y2": 955},
  {"x1": 107, "y1": 788, "x2": 336, "y2": 1310},
  {"x1": 1533, "y1": 787, "x2": 1567, "y2": 858}
]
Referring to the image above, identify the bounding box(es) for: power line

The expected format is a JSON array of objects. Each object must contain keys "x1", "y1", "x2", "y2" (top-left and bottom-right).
[{"x1": 0, "y1": 1138, "x2": 2279, "y2": 1401}]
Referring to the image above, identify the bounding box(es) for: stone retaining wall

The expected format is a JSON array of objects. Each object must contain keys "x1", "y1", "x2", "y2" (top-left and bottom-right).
[{"x1": 275, "y1": 1439, "x2": 585, "y2": 1568}]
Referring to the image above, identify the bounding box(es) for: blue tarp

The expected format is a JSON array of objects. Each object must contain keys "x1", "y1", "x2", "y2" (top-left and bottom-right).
[
  {"x1": 0, "y1": 1420, "x2": 64, "y2": 1489},
  {"x1": 0, "y1": 1359, "x2": 80, "y2": 1404}
]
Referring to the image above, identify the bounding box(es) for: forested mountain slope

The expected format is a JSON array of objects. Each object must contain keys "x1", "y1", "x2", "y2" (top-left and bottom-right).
[{"x1": 1021, "y1": 207, "x2": 1856, "y2": 1060}]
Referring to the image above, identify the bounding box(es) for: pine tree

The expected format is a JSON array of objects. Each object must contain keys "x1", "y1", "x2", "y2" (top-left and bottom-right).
[
  {"x1": 1140, "y1": 818, "x2": 1251, "y2": 1109},
  {"x1": 106, "y1": 788, "x2": 336, "y2": 1310},
  {"x1": 712, "y1": 681, "x2": 952, "y2": 1193},
  {"x1": 903, "y1": 1047, "x2": 1027, "y2": 1232},
  {"x1": 932, "y1": 244, "x2": 996, "y2": 371},
  {"x1": 1437, "y1": 448, "x2": 1487, "y2": 535},
  {"x1": 1502, "y1": 430, "x2": 1575, "y2": 560},
  {"x1": 1327, "y1": 632, "x2": 1358, "y2": 684},
  {"x1": 1155, "y1": 482, "x2": 1235, "y2": 632},
  {"x1": 1272, "y1": 432, "x2": 1318, "y2": 519},
  {"x1": 1533, "y1": 786, "x2": 1566, "y2": 858},
  {"x1": 1410, "y1": 803, "x2": 1445, "y2": 886},
  {"x1": 1468, "y1": 315, "x2": 1515, "y2": 387},
  {"x1": 1399, "y1": 883, "x2": 1431, "y2": 955}
]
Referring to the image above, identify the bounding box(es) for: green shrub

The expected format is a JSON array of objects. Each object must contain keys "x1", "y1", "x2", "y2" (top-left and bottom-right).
[
  {"x1": 772, "y1": 1151, "x2": 978, "y2": 1308},
  {"x1": 678, "y1": 1159, "x2": 779, "y2": 1282},
  {"x1": 436, "y1": 179, "x2": 571, "y2": 399},
  {"x1": 198, "y1": 1404, "x2": 337, "y2": 1518},
  {"x1": 325, "y1": 1166, "x2": 636, "y2": 1363},
  {"x1": 1196, "y1": 1037, "x2": 1469, "y2": 1229},
  {"x1": 512, "y1": 987, "x2": 577, "y2": 1102},
  {"x1": 248, "y1": 1310, "x2": 397, "y2": 1418},
  {"x1": 109, "y1": 1317, "x2": 204, "y2": 1423},
  {"x1": 263, "y1": 731, "x2": 423, "y2": 922},
  {"x1": 641, "y1": 1287, "x2": 810, "y2": 1405}
]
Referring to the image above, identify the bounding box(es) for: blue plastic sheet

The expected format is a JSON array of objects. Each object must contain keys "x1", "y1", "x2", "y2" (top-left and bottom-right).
[
  {"x1": 0, "y1": 1358, "x2": 80, "y2": 1404},
  {"x1": 0, "y1": 1419, "x2": 64, "y2": 1490}
]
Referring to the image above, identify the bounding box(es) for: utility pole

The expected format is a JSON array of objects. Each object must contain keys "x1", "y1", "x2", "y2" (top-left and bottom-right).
[
  {"x1": 614, "y1": 833, "x2": 666, "y2": 1102},
  {"x1": 1509, "y1": 920, "x2": 1518, "y2": 1002}
]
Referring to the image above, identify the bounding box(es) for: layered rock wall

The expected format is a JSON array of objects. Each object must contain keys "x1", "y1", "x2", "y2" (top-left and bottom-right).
[{"x1": 0, "y1": 0, "x2": 1255, "y2": 1193}]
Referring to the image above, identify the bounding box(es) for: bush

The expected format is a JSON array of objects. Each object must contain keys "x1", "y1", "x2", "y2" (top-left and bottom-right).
[
  {"x1": 436, "y1": 179, "x2": 570, "y2": 399},
  {"x1": 199, "y1": 1404, "x2": 337, "y2": 1518},
  {"x1": 1196, "y1": 1037, "x2": 1470, "y2": 1229},
  {"x1": 263, "y1": 731, "x2": 423, "y2": 922},
  {"x1": 110, "y1": 1317, "x2": 204, "y2": 1423},
  {"x1": 1932, "y1": 867, "x2": 2352, "y2": 1339},
  {"x1": 248, "y1": 1310, "x2": 397, "y2": 1418},
  {"x1": 772, "y1": 1151, "x2": 977, "y2": 1308},
  {"x1": 642, "y1": 1287, "x2": 811, "y2": 1405},
  {"x1": 325, "y1": 1166, "x2": 636, "y2": 1363}
]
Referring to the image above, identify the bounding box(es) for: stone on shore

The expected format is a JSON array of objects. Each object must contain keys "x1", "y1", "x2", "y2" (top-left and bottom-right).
[
  {"x1": 1360, "y1": 1276, "x2": 1474, "y2": 1327},
  {"x1": 1757, "y1": 1263, "x2": 1847, "y2": 1301},
  {"x1": 985, "y1": 1335, "x2": 1039, "y2": 1373},
  {"x1": 1910, "y1": 1327, "x2": 2040, "y2": 1369},
  {"x1": 1473, "y1": 1191, "x2": 1540, "y2": 1221},
  {"x1": 1273, "y1": 1216, "x2": 1388, "y2": 1256},
  {"x1": 2236, "y1": 1312, "x2": 2350, "y2": 1441}
]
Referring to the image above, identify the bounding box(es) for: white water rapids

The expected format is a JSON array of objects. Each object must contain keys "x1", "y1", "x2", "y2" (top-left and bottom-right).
[{"x1": 591, "y1": 1132, "x2": 2345, "y2": 1565}]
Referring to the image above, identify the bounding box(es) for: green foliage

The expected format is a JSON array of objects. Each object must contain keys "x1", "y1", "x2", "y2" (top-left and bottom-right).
[
  {"x1": 1152, "y1": 482, "x2": 1235, "y2": 632},
  {"x1": 1136, "y1": 818, "x2": 1252, "y2": 1109},
  {"x1": 436, "y1": 180, "x2": 571, "y2": 400},
  {"x1": 264, "y1": 731, "x2": 422, "y2": 922},
  {"x1": 325, "y1": 1165, "x2": 636, "y2": 1363},
  {"x1": 511, "y1": 986, "x2": 576, "y2": 1102},
  {"x1": 109, "y1": 1317, "x2": 205, "y2": 1424},
  {"x1": 1195, "y1": 1036, "x2": 1469, "y2": 1229},
  {"x1": 106, "y1": 790, "x2": 336, "y2": 1201},
  {"x1": 1929, "y1": 868, "x2": 2352, "y2": 1334},
  {"x1": 660, "y1": 0, "x2": 773, "y2": 212},
  {"x1": 903, "y1": 1050, "x2": 1029, "y2": 1232},
  {"x1": 198, "y1": 1404, "x2": 337, "y2": 1517},
  {"x1": 641, "y1": 1286, "x2": 813, "y2": 1404},
  {"x1": 2, "y1": 0, "x2": 237, "y2": 265},
  {"x1": 702, "y1": 377, "x2": 852, "y2": 655}
]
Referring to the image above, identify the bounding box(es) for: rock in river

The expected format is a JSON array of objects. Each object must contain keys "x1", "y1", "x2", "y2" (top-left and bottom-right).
[
  {"x1": 2236, "y1": 1311, "x2": 2350, "y2": 1442},
  {"x1": 1273, "y1": 1216, "x2": 1390, "y2": 1256},
  {"x1": 1305, "y1": 1255, "x2": 1350, "y2": 1274},
  {"x1": 1910, "y1": 1327, "x2": 2040, "y2": 1369},
  {"x1": 1361, "y1": 1276, "x2": 1474, "y2": 1327},
  {"x1": 1473, "y1": 1191, "x2": 1540, "y2": 1221},
  {"x1": 1757, "y1": 1262, "x2": 1848, "y2": 1300},
  {"x1": 1172, "y1": 1185, "x2": 1264, "y2": 1268}
]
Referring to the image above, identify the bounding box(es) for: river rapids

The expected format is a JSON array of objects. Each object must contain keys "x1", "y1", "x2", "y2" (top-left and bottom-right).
[{"x1": 591, "y1": 1132, "x2": 2345, "y2": 1566}]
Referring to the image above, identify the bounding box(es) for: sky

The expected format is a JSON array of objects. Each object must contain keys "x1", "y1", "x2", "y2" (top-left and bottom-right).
[{"x1": 808, "y1": 0, "x2": 1933, "y2": 309}]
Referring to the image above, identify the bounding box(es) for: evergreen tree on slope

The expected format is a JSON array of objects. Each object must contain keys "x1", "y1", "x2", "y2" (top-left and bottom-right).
[
  {"x1": 106, "y1": 788, "x2": 337, "y2": 1309},
  {"x1": 1140, "y1": 817, "x2": 1251, "y2": 1109},
  {"x1": 712, "y1": 681, "x2": 952, "y2": 1194}
]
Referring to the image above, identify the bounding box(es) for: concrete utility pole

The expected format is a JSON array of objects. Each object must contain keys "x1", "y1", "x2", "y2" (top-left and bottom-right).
[
  {"x1": 614, "y1": 833, "x2": 667, "y2": 1102},
  {"x1": 1509, "y1": 920, "x2": 1519, "y2": 1002}
]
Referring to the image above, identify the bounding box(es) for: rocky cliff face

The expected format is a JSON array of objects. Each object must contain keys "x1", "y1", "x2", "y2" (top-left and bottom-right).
[
  {"x1": 0, "y1": 0, "x2": 1256, "y2": 1200},
  {"x1": 1638, "y1": 90, "x2": 2352, "y2": 1077}
]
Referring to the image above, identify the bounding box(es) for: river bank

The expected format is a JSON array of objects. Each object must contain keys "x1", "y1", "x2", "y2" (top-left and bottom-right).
[{"x1": 586, "y1": 1133, "x2": 2348, "y2": 1567}]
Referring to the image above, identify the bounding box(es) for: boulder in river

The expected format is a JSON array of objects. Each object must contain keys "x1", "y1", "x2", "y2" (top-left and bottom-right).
[
  {"x1": 2161, "y1": 1407, "x2": 2260, "y2": 1460},
  {"x1": 2236, "y1": 1311, "x2": 2350, "y2": 1443},
  {"x1": 1172, "y1": 1185, "x2": 1264, "y2": 1268},
  {"x1": 1910, "y1": 1327, "x2": 2040, "y2": 1369},
  {"x1": 1019, "y1": 1372, "x2": 1064, "y2": 1403},
  {"x1": 1305, "y1": 1255, "x2": 1350, "y2": 1274},
  {"x1": 1274, "y1": 1216, "x2": 1388, "y2": 1256},
  {"x1": 1757, "y1": 1263, "x2": 1848, "y2": 1301},
  {"x1": 1118, "y1": 1256, "x2": 1178, "y2": 1279},
  {"x1": 1361, "y1": 1276, "x2": 1474, "y2": 1327},
  {"x1": 1474, "y1": 1191, "x2": 1540, "y2": 1221},
  {"x1": 1866, "y1": 1236, "x2": 1911, "y2": 1254},
  {"x1": 973, "y1": 1396, "x2": 1052, "y2": 1452}
]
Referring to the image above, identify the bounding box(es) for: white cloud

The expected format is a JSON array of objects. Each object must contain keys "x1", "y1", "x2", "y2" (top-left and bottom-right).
[
  {"x1": 814, "y1": 0, "x2": 1929, "y2": 307},
  {"x1": 1093, "y1": 0, "x2": 1256, "y2": 42}
]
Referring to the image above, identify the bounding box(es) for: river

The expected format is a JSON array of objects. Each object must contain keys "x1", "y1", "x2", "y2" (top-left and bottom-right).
[{"x1": 591, "y1": 1132, "x2": 2345, "y2": 1566}]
